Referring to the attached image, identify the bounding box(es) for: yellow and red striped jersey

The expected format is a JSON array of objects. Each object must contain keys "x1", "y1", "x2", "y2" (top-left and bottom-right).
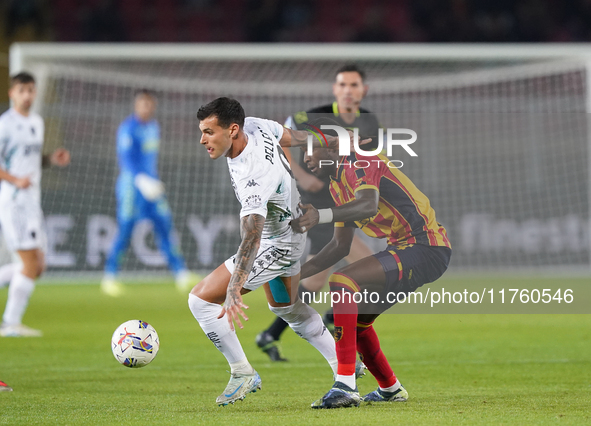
[{"x1": 329, "y1": 153, "x2": 451, "y2": 248}]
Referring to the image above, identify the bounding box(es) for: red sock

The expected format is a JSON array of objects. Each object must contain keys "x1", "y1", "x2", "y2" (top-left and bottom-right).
[
  {"x1": 330, "y1": 273, "x2": 359, "y2": 376},
  {"x1": 356, "y1": 324, "x2": 397, "y2": 388}
]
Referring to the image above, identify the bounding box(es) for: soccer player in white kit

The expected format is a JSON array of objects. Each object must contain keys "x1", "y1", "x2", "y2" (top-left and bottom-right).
[
  {"x1": 0, "y1": 72, "x2": 70, "y2": 337},
  {"x1": 189, "y1": 97, "x2": 347, "y2": 406}
]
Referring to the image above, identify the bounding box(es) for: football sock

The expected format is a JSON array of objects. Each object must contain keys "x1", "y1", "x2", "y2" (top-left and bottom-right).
[
  {"x1": 264, "y1": 284, "x2": 312, "y2": 341},
  {"x1": 269, "y1": 298, "x2": 336, "y2": 372},
  {"x1": 2, "y1": 272, "x2": 35, "y2": 326},
  {"x1": 328, "y1": 356, "x2": 339, "y2": 376},
  {"x1": 188, "y1": 294, "x2": 250, "y2": 367},
  {"x1": 357, "y1": 324, "x2": 397, "y2": 389},
  {"x1": 330, "y1": 272, "x2": 359, "y2": 377},
  {"x1": 229, "y1": 358, "x2": 255, "y2": 376},
  {"x1": 336, "y1": 374, "x2": 356, "y2": 389},
  {"x1": 0, "y1": 263, "x2": 17, "y2": 288},
  {"x1": 380, "y1": 380, "x2": 401, "y2": 393}
]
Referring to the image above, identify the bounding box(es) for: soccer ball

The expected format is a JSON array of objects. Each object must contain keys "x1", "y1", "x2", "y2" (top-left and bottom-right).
[{"x1": 111, "y1": 320, "x2": 160, "y2": 368}]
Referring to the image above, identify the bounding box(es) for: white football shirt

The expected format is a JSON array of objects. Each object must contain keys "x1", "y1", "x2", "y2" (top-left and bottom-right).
[
  {"x1": 227, "y1": 117, "x2": 303, "y2": 244},
  {"x1": 0, "y1": 108, "x2": 44, "y2": 206}
]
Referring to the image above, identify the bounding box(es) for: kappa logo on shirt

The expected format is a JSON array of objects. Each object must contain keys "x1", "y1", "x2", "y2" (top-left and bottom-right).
[{"x1": 245, "y1": 180, "x2": 259, "y2": 188}]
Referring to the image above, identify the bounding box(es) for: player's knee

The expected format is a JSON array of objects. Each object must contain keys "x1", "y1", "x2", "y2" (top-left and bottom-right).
[
  {"x1": 189, "y1": 275, "x2": 224, "y2": 304},
  {"x1": 188, "y1": 293, "x2": 221, "y2": 324},
  {"x1": 189, "y1": 279, "x2": 208, "y2": 299},
  {"x1": 269, "y1": 299, "x2": 323, "y2": 339},
  {"x1": 19, "y1": 256, "x2": 42, "y2": 279},
  {"x1": 20, "y1": 264, "x2": 38, "y2": 279}
]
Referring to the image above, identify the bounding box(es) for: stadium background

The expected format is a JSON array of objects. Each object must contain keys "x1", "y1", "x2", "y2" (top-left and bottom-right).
[
  {"x1": 2, "y1": 0, "x2": 591, "y2": 276},
  {"x1": 1, "y1": 2, "x2": 590, "y2": 425}
]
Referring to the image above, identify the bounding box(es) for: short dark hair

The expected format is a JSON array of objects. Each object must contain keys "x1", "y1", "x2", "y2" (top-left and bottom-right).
[
  {"x1": 335, "y1": 64, "x2": 366, "y2": 82},
  {"x1": 197, "y1": 97, "x2": 245, "y2": 129},
  {"x1": 134, "y1": 88, "x2": 156, "y2": 99},
  {"x1": 10, "y1": 72, "x2": 35, "y2": 88}
]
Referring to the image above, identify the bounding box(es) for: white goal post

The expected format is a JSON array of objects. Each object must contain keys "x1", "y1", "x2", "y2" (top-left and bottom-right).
[{"x1": 8, "y1": 43, "x2": 591, "y2": 277}]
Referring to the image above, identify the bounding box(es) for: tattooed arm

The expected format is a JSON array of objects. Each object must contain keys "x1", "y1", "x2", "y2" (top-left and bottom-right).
[{"x1": 218, "y1": 213, "x2": 265, "y2": 331}]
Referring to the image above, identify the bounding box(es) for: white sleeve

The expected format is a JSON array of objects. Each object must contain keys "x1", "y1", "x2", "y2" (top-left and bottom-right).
[
  {"x1": 235, "y1": 165, "x2": 279, "y2": 219},
  {"x1": 283, "y1": 116, "x2": 294, "y2": 130},
  {"x1": 0, "y1": 119, "x2": 9, "y2": 164},
  {"x1": 258, "y1": 118, "x2": 285, "y2": 141},
  {"x1": 39, "y1": 117, "x2": 45, "y2": 143}
]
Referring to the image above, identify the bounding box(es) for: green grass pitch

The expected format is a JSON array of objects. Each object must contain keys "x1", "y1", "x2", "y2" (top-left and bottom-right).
[{"x1": 1, "y1": 277, "x2": 590, "y2": 425}]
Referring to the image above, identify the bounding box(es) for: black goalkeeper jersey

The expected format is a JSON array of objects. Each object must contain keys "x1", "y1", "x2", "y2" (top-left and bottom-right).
[{"x1": 287, "y1": 102, "x2": 381, "y2": 209}]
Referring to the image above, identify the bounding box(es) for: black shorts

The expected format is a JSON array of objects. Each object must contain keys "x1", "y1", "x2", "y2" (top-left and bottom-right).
[
  {"x1": 373, "y1": 244, "x2": 452, "y2": 307},
  {"x1": 308, "y1": 223, "x2": 334, "y2": 255}
]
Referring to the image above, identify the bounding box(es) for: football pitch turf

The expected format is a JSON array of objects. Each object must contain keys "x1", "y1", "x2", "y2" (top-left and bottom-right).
[{"x1": 1, "y1": 277, "x2": 590, "y2": 425}]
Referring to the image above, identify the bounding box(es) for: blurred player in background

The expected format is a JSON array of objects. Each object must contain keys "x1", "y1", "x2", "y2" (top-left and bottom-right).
[
  {"x1": 0, "y1": 72, "x2": 70, "y2": 337},
  {"x1": 101, "y1": 90, "x2": 196, "y2": 297},
  {"x1": 190, "y1": 97, "x2": 358, "y2": 406},
  {"x1": 256, "y1": 64, "x2": 379, "y2": 361},
  {"x1": 291, "y1": 141, "x2": 452, "y2": 408}
]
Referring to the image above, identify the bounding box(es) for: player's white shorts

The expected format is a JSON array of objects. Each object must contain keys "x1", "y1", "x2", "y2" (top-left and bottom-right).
[
  {"x1": 224, "y1": 238, "x2": 305, "y2": 292},
  {"x1": 0, "y1": 201, "x2": 47, "y2": 252}
]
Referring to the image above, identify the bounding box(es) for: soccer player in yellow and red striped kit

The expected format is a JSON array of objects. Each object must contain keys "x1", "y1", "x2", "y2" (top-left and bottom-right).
[{"x1": 291, "y1": 141, "x2": 451, "y2": 409}]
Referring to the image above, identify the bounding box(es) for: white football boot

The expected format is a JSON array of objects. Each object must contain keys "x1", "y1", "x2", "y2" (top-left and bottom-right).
[
  {"x1": 0, "y1": 323, "x2": 42, "y2": 337},
  {"x1": 216, "y1": 371, "x2": 262, "y2": 406}
]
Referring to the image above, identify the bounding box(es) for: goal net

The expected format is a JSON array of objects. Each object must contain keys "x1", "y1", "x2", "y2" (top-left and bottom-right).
[{"x1": 9, "y1": 44, "x2": 591, "y2": 276}]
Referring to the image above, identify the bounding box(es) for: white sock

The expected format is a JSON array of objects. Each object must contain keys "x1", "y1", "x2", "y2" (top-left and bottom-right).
[
  {"x1": 328, "y1": 357, "x2": 339, "y2": 376},
  {"x1": 188, "y1": 294, "x2": 252, "y2": 369},
  {"x1": 380, "y1": 380, "x2": 401, "y2": 393},
  {"x1": 0, "y1": 263, "x2": 17, "y2": 288},
  {"x1": 336, "y1": 374, "x2": 356, "y2": 389},
  {"x1": 229, "y1": 357, "x2": 255, "y2": 376},
  {"x1": 2, "y1": 272, "x2": 35, "y2": 326},
  {"x1": 269, "y1": 299, "x2": 337, "y2": 372}
]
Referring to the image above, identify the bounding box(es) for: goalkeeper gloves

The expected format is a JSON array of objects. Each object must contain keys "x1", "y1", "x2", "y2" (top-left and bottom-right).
[{"x1": 134, "y1": 173, "x2": 164, "y2": 201}]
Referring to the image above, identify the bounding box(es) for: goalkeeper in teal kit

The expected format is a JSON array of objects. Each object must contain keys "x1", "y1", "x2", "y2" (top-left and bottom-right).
[{"x1": 101, "y1": 90, "x2": 196, "y2": 296}]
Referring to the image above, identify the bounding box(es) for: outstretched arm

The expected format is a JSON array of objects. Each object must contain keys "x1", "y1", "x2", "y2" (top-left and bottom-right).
[
  {"x1": 278, "y1": 127, "x2": 371, "y2": 150},
  {"x1": 219, "y1": 213, "x2": 265, "y2": 330},
  {"x1": 300, "y1": 226, "x2": 355, "y2": 279},
  {"x1": 278, "y1": 127, "x2": 321, "y2": 148},
  {"x1": 290, "y1": 188, "x2": 379, "y2": 234}
]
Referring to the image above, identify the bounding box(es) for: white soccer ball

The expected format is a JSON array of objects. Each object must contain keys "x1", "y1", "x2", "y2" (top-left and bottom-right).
[{"x1": 111, "y1": 320, "x2": 160, "y2": 368}]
